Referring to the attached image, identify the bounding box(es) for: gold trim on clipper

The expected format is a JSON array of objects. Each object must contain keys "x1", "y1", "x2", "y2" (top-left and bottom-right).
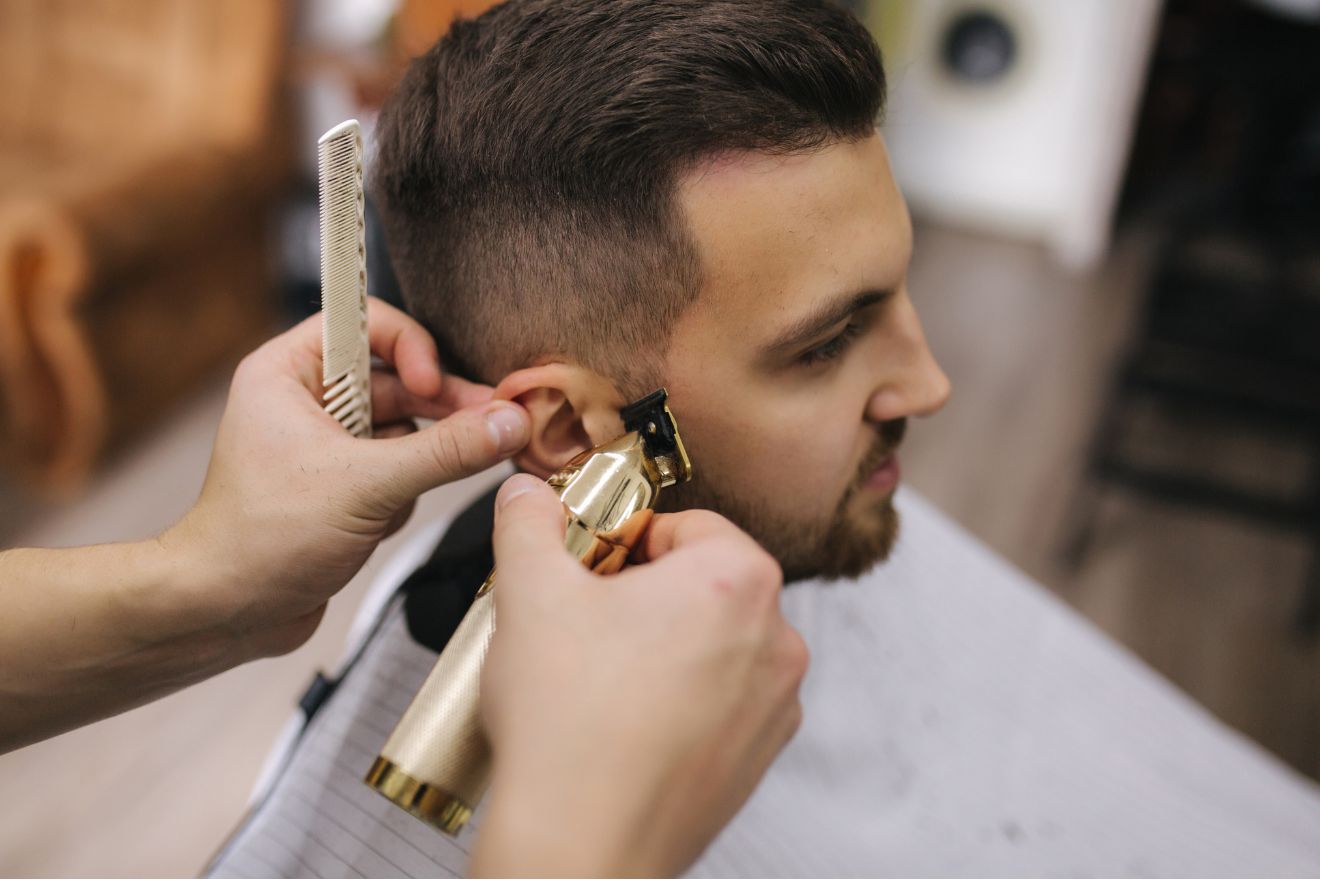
[{"x1": 365, "y1": 757, "x2": 473, "y2": 835}]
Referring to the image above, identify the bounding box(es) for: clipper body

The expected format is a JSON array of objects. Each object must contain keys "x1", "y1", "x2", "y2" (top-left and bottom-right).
[{"x1": 367, "y1": 391, "x2": 691, "y2": 834}]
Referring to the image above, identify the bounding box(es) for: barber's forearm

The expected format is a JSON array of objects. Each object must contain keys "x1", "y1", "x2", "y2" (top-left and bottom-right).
[{"x1": 0, "y1": 540, "x2": 243, "y2": 754}]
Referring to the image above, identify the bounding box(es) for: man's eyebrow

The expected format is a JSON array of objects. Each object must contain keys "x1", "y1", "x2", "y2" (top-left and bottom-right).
[{"x1": 761, "y1": 289, "x2": 890, "y2": 359}]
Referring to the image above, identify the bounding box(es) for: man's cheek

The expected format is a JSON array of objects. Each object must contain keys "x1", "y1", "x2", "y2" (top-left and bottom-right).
[{"x1": 775, "y1": 459, "x2": 845, "y2": 519}]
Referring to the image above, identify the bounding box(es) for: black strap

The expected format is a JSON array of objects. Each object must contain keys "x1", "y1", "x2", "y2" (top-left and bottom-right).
[
  {"x1": 294, "y1": 486, "x2": 498, "y2": 723},
  {"x1": 298, "y1": 671, "x2": 337, "y2": 721},
  {"x1": 400, "y1": 486, "x2": 499, "y2": 653}
]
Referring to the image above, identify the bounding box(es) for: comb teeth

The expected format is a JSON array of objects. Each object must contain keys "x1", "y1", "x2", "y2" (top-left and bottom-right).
[{"x1": 318, "y1": 119, "x2": 371, "y2": 438}]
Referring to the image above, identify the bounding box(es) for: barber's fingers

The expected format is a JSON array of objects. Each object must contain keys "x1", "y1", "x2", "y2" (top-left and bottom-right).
[
  {"x1": 365, "y1": 297, "x2": 444, "y2": 398},
  {"x1": 243, "y1": 302, "x2": 394, "y2": 397},
  {"x1": 426, "y1": 374, "x2": 494, "y2": 411},
  {"x1": 262, "y1": 296, "x2": 494, "y2": 408},
  {"x1": 632, "y1": 508, "x2": 761, "y2": 563},
  {"x1": 372, "y1": 420, "x2": 418, "y2": 440},
  {"x1": 246, "y1": 310, "x2": 323, "y2": 392},
  {"x1": 360, "y1": 402, "x2": 531, "y2": 508},
  {"x1": 370, "y1": 420, "x2": 421, "y2": 538},
  {"x1": 623, "y1": 513, "x2": 785, "y2": 617},
  {"x1": 362, "y1": 299, "x2": 500, "y2": 410},
  {"x1": 370, "y1": 370, "x2": 493, "y2": 424},
  {"x1": 490, "y1": 474, "x2": 575, "y2": 601},
  {"x1": 636, "y1": 535, "x2": 783, "y2": 601}
]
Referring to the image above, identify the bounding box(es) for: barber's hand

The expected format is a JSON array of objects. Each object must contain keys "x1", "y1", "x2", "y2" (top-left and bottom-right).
[
  {"x1": 472, "y1": 475, "x2": 808, "y2": 878},
  {"x1": 161, "y1": 298, "x2": 530, "y2": 658}
]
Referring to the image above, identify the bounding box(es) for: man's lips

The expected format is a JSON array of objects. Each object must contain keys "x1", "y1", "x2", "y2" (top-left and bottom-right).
[{"x1": 862, "y1": 452, "x2": 901, "y2": 493}]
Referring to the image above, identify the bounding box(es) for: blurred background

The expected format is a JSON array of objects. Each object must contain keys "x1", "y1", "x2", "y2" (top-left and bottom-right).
[{"x1": 1, "y1": 0, "x2": 1317, "y2": 874}]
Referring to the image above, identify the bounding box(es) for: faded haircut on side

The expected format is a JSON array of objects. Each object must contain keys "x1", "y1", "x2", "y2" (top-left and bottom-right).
[{"x1": 372, "y1": 0, "x2": 886, "y2": 399}]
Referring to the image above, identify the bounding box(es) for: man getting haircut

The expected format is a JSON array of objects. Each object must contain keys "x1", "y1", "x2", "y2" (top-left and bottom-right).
[
  {"x1": 206, "y1": 2, "x2": 1320, "y2": 876},
  {"x1": 371, "y1": 0, "x2": 952, "y2": 583}
]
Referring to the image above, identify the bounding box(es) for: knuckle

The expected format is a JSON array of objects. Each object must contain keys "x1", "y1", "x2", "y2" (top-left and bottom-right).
[
  {"x1": 741, "y1": 546, "x2": 783, "y2": 594},
  {"x1": 496, "y1": 501, "x2": 540, "y2": 536},
  {"x1": 687, "y1": 509, "x2": 729, "y2": 531},
  {"x1": 702, "y1": 511, "x2": 755, "y2": 544},
  {"x1": 757, "y1": 549, "x2": 784, "y2": 586},
  {"x1": 782, "y1": 627, "x2": 810, "y2": 683},
  {"x1": 431, "y1": 423, "x2": 475, "y2": 476},
  {"x1": 674, "y1": 508, "x2": 736, "y2": 541},
  {"x1": 784, "y1": 700, "x2": 805, "y2": 738},
  {"x1": 233, "y1": 351, "x2": 261, "y2": 383},
  {"x1": 701, "y1": 541, "x2": 781, "y2": 605}
]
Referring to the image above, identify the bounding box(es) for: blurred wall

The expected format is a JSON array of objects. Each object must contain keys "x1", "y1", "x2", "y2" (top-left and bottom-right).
[{"x1": 871, "y1": 0, "x2": 1161, "y2": 269}]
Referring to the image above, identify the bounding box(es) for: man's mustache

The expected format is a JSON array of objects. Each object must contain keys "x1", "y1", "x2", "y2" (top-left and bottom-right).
[{"x1": 851, "y1": 418, "x2": 907, "y2": 489}]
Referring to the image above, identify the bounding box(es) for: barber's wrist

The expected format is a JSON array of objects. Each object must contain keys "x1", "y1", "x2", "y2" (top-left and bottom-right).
[
  {"x1": 473, "y1": 761, "x2": 659, "y2": 878},
  {"x1": 473, "y1": 782, "x2": 624, "y2": 877},
  {"x1": 130, "y1": 523, "x2": 251, "y2": 665},
  {"x1": 156, "y1": 508, "x2": 335, "y2": 662}
]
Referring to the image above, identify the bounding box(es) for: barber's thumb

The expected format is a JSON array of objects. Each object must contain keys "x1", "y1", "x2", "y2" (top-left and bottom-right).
[
  {"x1": 373, "y1": 402, "x2": 530, "y2": 505},
  {"x1": 491, "y1": 474, "x2": 571, "y2": 587}
]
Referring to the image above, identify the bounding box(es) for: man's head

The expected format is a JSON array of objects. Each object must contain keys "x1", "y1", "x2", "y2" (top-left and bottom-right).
[{"x1": 374, "y1": 0, "x2": 950, "y2": 582}]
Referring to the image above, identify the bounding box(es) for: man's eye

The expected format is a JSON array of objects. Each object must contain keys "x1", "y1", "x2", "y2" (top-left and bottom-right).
[{"x1": 798, "y1": 321, "x2": 862, "y2": 367}]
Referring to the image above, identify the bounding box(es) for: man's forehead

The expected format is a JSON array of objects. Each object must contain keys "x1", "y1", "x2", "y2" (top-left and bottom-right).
[{"x1": 675, "y1": 133, "x2": 911, "y2": 338}]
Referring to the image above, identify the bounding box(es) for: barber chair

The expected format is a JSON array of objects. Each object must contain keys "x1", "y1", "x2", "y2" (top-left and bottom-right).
[
  {"x1": 1067, "y1": 224, "x2": 1320, "y2": 635},
  {"x1": 0, "y1": 0, "x2": 292, "y2": 492},
  {"x1": 1065, "y1": 0, "x2": 1320, "y2": 636}
]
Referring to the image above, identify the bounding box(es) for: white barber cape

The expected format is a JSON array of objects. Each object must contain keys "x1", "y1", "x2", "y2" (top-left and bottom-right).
[{"x1": 207, "y1": 489, "x2": 1320, "y2": 878}]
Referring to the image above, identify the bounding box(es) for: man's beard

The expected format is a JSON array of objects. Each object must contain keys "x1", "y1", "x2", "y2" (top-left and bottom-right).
[{"x1": 657, "y1": 419, "x2": 907, "y2": 583}]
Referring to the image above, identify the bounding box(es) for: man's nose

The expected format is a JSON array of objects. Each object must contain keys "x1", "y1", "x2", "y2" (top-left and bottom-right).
[
  {"x1": 906, "y1": 344, "x2": 952, "y2": 417},
  {"x1": 865, "y1": 300, "x2": 952, "y2": 422}
]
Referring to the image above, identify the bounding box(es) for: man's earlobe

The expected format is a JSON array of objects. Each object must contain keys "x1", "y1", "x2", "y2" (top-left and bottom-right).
[{"x1": 493, "y1": 364, "x2": 626, "y2": 478}]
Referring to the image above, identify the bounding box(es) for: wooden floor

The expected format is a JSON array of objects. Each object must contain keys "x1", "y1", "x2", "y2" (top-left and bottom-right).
[
  {"x1": 901, "y1": 222, "x2": 1320, "y2": 782},
  {"x1": 0, "y1": 221, "x2": 1316, "y2": 876}
]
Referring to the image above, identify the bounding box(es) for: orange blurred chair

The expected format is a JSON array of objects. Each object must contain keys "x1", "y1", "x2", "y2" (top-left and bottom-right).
[{"x1": 0, "y1": 0, "x2": 292, "y2": 492}]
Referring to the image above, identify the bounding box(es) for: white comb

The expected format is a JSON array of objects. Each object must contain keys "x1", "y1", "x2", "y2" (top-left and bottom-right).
[{"x1": 318, "y1": 119, "x2": 372, "y2": 438}]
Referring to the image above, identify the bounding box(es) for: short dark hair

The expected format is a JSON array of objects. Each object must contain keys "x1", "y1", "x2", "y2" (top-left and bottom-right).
[{"x1": 372, "y1": 0, "x2": 885, "y2": 395}]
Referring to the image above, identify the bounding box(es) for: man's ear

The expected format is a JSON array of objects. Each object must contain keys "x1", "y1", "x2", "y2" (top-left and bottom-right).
[{"x1": 492, "y1": 363, "x2": 627, "y2": 478}]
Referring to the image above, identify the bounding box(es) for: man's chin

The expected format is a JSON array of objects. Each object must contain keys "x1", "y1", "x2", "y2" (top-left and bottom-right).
[
  {"x1": 655, "y1": 475, "x2": 901, "y2": 584},
  {"x1": 780, "y1": 493, "x2": 900, "y2": 584}
]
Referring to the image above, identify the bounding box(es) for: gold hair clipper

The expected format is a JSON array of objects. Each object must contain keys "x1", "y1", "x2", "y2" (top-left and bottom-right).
[{"x1": 366, "y1": 389, "x2": 692, "y2": 834}]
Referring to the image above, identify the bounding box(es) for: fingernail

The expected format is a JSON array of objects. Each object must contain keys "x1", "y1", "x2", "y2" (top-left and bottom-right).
[
  {"x1": 496, "y1": 473, "x2": 542, "y2": 511},
  {"x1": 485, "y1": 404, "x2": 529, "y2": 455}
]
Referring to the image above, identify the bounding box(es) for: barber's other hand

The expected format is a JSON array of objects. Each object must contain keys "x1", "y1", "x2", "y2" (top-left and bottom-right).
[
  {"x1": 162, "y1": 297, "x2": 530, "y2": 658},
  {"x1": 473, "y1": 475, "x2": 808, "y2": 878}
]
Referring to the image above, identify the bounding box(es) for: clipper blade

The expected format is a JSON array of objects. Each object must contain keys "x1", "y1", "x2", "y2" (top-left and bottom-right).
[{"x1": 318, "y1": 119, "x2": 371, "y2": 438}]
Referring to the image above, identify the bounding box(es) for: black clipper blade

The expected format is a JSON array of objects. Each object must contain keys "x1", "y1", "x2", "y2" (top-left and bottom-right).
[{"x1": 620, "y1": 388, "x2": 692, "y2": 486}]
